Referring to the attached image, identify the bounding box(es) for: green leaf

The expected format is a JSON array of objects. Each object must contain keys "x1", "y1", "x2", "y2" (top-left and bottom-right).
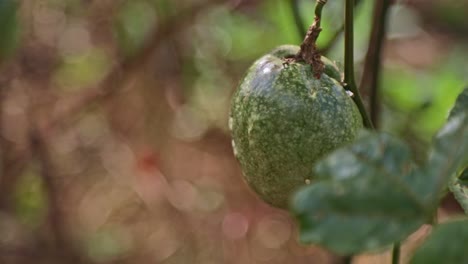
[
  {"x1": 448, "y1": 87, "x2": 468, "y2": 120},
  {"x1": 410, "y1": 219, "x2": 468, "y2": 264},
  {"x1": 291, "y1": 133, "x2": 429, "y2": 255},
  {"x1": 0, "y1": 0, "x2": 20, "y2": 62},
  {"x1": 449, "y1": 168, "x2": 468, "y2": 214},
  {"x1": 425, "y1": 113, "x2": 468, "y2": 198},
  {"x1": 460, "y1": 167, "x2": 468, "y2": 184},
  {"x1": 445, "y1": 88, "x2": 468, "y2": 214},
  {"x1": 425, "y1": 88, "x2": 468, "y2": 203}
]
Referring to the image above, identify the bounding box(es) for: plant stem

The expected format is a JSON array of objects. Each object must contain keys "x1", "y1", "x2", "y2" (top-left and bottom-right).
[
  {"x1": 292, "y1": 0, "x2": 328, "y2": 78},
  {"x1": 290, "y1": 0, "x2": 306, "y2": 40},
  {"x1": 344, "y1": 0, "x2": 374, "y2": 129},
  {"x1": 314, "y1": 0, "x2": 327, "y2": 27},
  {"x1": 319, "y1": 0, "x2": 363, "y2": 54},
  {"x1": 392, "y1": 242, "x2": 401, "y2": 264},
  {"x1": 360, "y1": 0, "x2": 392, "y2": 128}
]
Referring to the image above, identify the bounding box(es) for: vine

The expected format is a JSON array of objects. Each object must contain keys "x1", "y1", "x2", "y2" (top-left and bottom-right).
[{"x1": 343, "y1": 0, "x2": 374, "y2": 129}]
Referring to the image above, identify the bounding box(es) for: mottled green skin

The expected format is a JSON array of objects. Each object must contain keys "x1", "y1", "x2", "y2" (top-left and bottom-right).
[{"x1": 230, "y1": 45, "x2": 363, "y2": 209}]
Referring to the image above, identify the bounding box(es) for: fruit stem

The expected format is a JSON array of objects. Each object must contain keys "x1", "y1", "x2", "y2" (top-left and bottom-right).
[
  {"x1": 314, "y1": 0, "x2": 326, "y2": 26},
  {"x1": 292, "y1": 0, "x2": 328, "y2": 78},
  {"x1": 344, "y1": 0, "x2": 374, "y2": 129}
]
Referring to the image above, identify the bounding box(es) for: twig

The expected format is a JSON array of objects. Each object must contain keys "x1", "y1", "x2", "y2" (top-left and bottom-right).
[
  {"x1": 359, "y1": 0, "x2": 392, "y2": 128},
  {"x1": 290, "y1": 0, "x2": 306, "y2": 40},
  {"x1": 46, "y1": 0, "x2": 225, "y2": 132},
  {"x1": 343, "y1": 0, "x2": 373, "y2": 129},
  {"x1": 289, "y1": 0, "x2": 328, "y2": 78}
]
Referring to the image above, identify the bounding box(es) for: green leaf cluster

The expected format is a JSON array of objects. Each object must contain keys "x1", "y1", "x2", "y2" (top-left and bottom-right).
[{"x1": 292, "y1": 88, "x2": 468, "y2": 259}]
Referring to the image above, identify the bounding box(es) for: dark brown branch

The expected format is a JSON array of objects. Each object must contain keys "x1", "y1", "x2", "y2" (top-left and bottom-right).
[
  {"x1": 46, "y1": 0, "x2": 225, "y2": 132},
  {"x1": 359, "y1": 0, "x2": 392, "y2": 128}
]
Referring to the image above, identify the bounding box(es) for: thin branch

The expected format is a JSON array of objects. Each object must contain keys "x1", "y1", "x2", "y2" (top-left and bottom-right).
[
  {"x1": 343, "y1": 0, "x2": 373, "y2": 129},
  {"x1": 46, "y1": 0, "x2": 225, "y2": 132},
  {"x1": 360, "y1": 0, "x2": 392, "y2": 128},
  {"x1": 289, "y1": 0, "x2": 328, "y2": 78},
  {"x1": 318, "y1": 0, "x2": 363, "y2": 54},
  {"x1": 343, "y1": 0, "x2": 356, "y2": 91},
  {"x1": 290, "y1": 0, "x2": 306, "y2": 40}
]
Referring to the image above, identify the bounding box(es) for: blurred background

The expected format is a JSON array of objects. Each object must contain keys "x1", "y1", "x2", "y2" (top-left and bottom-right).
[{"x1": 0, "y1": 0, "x2": 467, "y2": 263}]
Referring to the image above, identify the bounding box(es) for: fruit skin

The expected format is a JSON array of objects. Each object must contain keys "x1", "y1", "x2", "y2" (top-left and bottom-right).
[{"x1": 229, "y1": 45, "x2": 363, "y2": 209}]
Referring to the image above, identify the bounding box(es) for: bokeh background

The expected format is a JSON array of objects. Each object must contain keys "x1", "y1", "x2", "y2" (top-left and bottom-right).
[{"x1": 0, "y1": 0, "x2": 467, "y2": 263}]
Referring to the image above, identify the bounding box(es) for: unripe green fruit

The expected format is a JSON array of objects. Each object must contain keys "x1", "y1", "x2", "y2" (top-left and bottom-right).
[{"x1": 229, "y1": 45, "x2": 363, "y2": 209}]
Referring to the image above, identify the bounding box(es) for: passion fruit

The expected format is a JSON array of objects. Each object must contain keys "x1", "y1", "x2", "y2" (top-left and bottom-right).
[{"x1": 229, "y1": 45, "x2": 363, "y2": 209}]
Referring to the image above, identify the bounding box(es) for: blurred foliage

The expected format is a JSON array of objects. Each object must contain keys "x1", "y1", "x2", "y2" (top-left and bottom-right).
[
  {"x1": 13, "y1": 168, "x2": 46, "y2": 229},
  {"x1": 84, "y1": 226, "x2": 132, "y2": 262},
  {"x1": 410, "y1": 219, "x2": 468, "y2": 264},
  {"x1": 0, "y1": 0, "x2": 468, "y2": 263},
  {"x1": 0, "y1": 0, "x2": 19, "y2": 62},
  {"x1": 417, "y1": 0, "x2": 468, "y2": 34},
  {"x1": 382, "y1": 48, "x2": 467, "y2": 141},
  {"x1": 115, "y1": 0, "x2": 156, "y2": 57},
  {"x1": 54, "y1": 49, "x2": 111, "y2": 92},
  {"x1": 292, "y1": 78, "x2": 467, "y2": 256},
  {"x1": 292, "y1": 133, "x2": 428, "y2": 255}
]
